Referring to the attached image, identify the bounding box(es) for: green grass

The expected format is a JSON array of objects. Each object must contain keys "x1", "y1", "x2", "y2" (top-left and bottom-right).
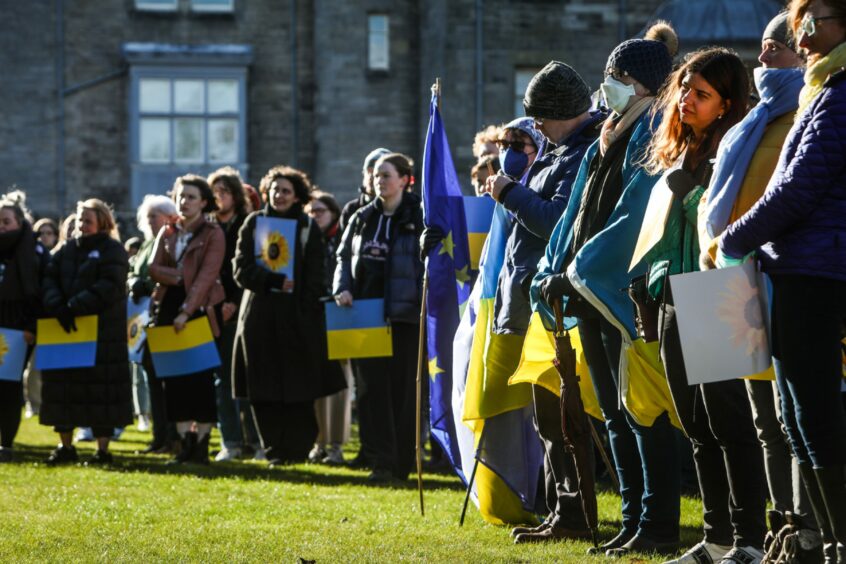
[{"x1": 0, "y1": 416, "x2": 704, "y2": 563}]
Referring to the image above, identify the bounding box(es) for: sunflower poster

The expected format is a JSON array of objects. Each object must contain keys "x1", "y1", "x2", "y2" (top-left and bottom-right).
[
  {"x1": 127, "y1": 297, "x2": 151, "y2": 363},
  {"x1": 669, "y1": 260, "x2": 771, "y2": 385},
  {"x1": 254, "y1": 216, "x2": 296, "y2": 280},
  {"x1": 0, "y1": 328, "x2": 27, "y2": 382}
]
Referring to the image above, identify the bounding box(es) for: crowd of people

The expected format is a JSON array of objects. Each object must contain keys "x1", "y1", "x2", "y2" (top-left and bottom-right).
[{"x1": 0, "y1": 1, "x2": 844, "y2": 563}]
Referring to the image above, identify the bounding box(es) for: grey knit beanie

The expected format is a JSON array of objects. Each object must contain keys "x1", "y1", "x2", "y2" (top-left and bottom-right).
[
  {"x1": 363, "y1": 148, "x2": 391, "y2": 172},
  {"x1": 605, "y1": 22, "x2": 679, "y2": 95},
  {"x1": 522, "y1": 61, "x2": 591, "y2": 121},
  {"x1": 763, "y1": 11, "x2": 795, "y2": 50}
]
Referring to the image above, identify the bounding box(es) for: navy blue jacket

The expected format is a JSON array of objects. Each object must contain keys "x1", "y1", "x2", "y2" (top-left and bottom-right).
[
  {"x1": 493, "y1": 111, "x2": 605, "y2": 335},
  {"x1": 722, "y1": 69, "x2": 846, "y2": 281},
  {"x1": 333, "y1": 191, "x2": 424, "y2": 325}
]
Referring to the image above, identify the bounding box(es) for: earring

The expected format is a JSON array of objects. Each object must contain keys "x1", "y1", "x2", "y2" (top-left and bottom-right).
[{"x1": 717, "y1": 113, "x2": 724, "y2": 120}]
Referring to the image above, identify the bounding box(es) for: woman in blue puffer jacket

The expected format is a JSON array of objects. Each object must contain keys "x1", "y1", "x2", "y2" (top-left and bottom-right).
[{"x1": 719, "y1": 1, "x2": 846, "y2": 558}]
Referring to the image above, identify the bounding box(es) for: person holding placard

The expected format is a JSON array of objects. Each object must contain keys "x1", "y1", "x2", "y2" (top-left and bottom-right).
[
  {"x1": 149, "y1": 175, "x2": 225, "y2": 466},
  {"x1": 719, "y1": 1, "x2": 846, "y2": 559},
  {"x1": 40, "y1": 199, "x2": 131, "y2": 465},
  {"x1": 333, "y1": 153, "x2": 424, "y2": 483},
  {"x1": 0, "y1": 191, "x2": 42, "y2": 462},
  {"x1": 233, "y1": 166, "x2": 342, "y2": 466},
  {"x1": 639, "y1": 49, "x2": 769, "y2": 564}
]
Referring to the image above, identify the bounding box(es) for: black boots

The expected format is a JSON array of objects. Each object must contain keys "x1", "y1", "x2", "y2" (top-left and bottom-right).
[
  {"x1": 167, "y1": 432, "x2": 197, "y2": 465},
  {"x1": 814, "y1": 465, "x2": 846, "y2": 564}
]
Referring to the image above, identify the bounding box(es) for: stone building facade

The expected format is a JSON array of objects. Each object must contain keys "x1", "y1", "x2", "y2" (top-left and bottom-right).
[{"x1": 1, "y1": 0, "x2": 781, "y2": 222}]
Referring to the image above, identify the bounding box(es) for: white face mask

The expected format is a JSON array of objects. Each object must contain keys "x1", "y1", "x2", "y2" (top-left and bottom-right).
[{"x1": 600, "y1": 76, "x2": 636, "y2": 115}]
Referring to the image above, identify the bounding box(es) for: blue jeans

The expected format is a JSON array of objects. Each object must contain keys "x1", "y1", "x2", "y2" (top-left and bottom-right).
[
  {"x1": 215, "y1": 320, "x2": 243, "y2": 450},
  {"x1": 578, "y1": 315, "x2": 680, "y2": 542},
  {"x1": 771, "y1": 274, "x2": 846, "y2": 467}
]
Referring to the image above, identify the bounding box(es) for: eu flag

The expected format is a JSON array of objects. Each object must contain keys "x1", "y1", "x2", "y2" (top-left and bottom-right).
[{"x1": 422, "y1": 91, "x2": 471, "y2": 474}]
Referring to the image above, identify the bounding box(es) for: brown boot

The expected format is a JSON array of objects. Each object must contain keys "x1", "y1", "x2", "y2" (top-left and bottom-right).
[
  {"x1": 514, "y1": 524, "x2": 592, "y2": 544},
  {"x1": 511, "y1": 518, "x2": 551, "y2": 538}
]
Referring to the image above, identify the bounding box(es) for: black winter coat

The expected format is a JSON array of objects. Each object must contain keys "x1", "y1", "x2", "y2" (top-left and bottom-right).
[
  {"x1": 333, "y1": 191, "x2": 424, "y2": 325},
  {"x1": 40, "y1": 233, "x2": 133, "y2": 428},
  {"x1": 232, "y1": 205, "x2": 345, "y2": 403}
]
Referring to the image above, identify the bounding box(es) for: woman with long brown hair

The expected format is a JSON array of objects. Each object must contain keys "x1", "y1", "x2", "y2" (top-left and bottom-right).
[{"x1": 640, "y1": 48, "x2": 767, "y2": 564}]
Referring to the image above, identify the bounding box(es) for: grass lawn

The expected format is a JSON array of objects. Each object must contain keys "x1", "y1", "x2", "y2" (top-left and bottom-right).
[{"x1": 0, "y1": 416, "x2": 704, "y2": 563}]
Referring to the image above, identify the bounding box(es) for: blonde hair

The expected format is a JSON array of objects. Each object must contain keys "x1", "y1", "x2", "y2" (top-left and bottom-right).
[
  {"x1": 76, "y1": 198, "x2": 120, "y2": 240},
  {"x1": 473, "y1": 125, "x2": 502, "y2": 159}
]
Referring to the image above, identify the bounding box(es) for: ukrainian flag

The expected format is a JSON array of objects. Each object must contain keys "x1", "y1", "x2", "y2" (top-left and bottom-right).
[
  {"x1": 0, "y1": 328, "x2": 28, "y2": 382},
  {"x1": 35, "y1": 316, "x2": 98, "y2": 370},
  {"x1": 146, "y1": 317, "x2": 221, "y2": 378},
  {"x1": 463, "y1": 196, "x2": 495, "y2": 271},
  {"x1": 325, "y1": 299, "x2": 392, "y2": 360}
]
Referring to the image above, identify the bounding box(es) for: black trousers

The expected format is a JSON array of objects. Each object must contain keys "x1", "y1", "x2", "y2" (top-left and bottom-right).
[
  {"x1": 660, "y1": 301, "x2": 767, "y2": 548},
  {"x1": 142, "y1": 348, "x2": 178, "y2": 446},
  {"x1": 352, "y1": 322, "x2": 418, "y2": 479},
  {"x1": 532, "y1": 384, "x2": 593, "y2": 530},
  {"x1": 251, "y1": 400, "x2": 318, "y2": 463},
  {"x1": 0, "y1": 381, "x2": 23, "y2": 448}
]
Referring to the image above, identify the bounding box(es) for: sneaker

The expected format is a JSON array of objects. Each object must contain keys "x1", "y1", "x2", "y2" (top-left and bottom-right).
[
  {"x1": 136, "y1": 415, "x2": 151, "y2": 432},
  {"x1": 86, "y1": 449, "x2": 113, "y2": 465},
  {"x1": 214, "y1": 447, "x2": 242, "y2": 462},
  {"x1": 45, "y1": 445, "x2": 79, "y2": 465},
  {"x1": 252, "y1": 448, "x2": 267, "y2": 462},
  {"x1": 24, "y1": 402, "x2": 36, "y2": 419},
  {"x1": 719, "y1": 546, "x2": 764, "y2": 564},
  {"x1": 111, "y1": 427, "x2": 124, "y2": 440},
  {"x1": 322, "y1": 445, "x2": 345, "y2": 465},
  {"x1": 308, "y1": 444, "x2": 327, "y2": 464},
  {"x1": 74, "y1": 428, "x2": 94, "y2": 442},
  {"x1": 0, "y1": 448, "x2": 13, "y2": 463},
  {"x1": 664, "y1": 541, "x2": 732, "y2": 564}
]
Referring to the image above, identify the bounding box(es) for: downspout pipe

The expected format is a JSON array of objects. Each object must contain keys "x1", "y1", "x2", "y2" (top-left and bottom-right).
[
  {"x1": 290, "y1": 0, "x2": 299, "y2": 167},
  {"x1": 475, "y1": 0, "x2": 483, "y2": 131},
  {"x1": 56, "y1": 0, "x2": 65, "y2": 215}
]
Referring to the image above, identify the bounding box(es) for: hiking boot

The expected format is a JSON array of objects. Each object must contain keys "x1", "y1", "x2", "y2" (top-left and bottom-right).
[
  {"x1": 514, "y1": 524, "x2": 592, "y2": 544},
  {"x1": 45, "y1": 445, "x2": 79, "y2": 466},
  {"x1": 762, "y1": 510, "x2": 786, "y2": 560},
  {"x1": 166, "y1": 432, "x2": 197, "y2": 466},
  {"x1": 664, "y1": 540, "x2": 732, "y2": 564},
  {"x1": 606, "y1": 534, "x2": 679, "y2": 558},
  {"x1": 718, "y1": 546, "x2": 763, "y2": 564},
  {"x1": 764, "y1": 512, "x2": 824, "y2": 564},
  {"x1": 86, "y1": 449, "x2": 113, "y2": 466}
]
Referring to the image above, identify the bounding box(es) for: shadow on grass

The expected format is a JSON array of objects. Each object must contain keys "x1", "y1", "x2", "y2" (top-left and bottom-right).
[{"x1": 11, "y1": 440, "x2": 467, "y2": 492}]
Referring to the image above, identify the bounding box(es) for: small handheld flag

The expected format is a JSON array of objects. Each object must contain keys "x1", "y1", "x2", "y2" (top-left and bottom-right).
[
  {"x1": 35, "y1": 316, "x2": 98, "y2": 370},
  {"x1": 0, "y1": 328, "x2": 27, "y2": 382},
  {"x1": 463, "y1": 196, "x2": 495, "y2": 270},
  {"x1": 325, "y1": 299, "x2": 392, "y2": 360},
  {"x1": 254, "y1": 216, "x2": 297, "y2": 279},
  {"x1": 146, "y1": 316, "x2": 221, "y2": 378},
  {"x1": 127, "y1": 297, "x2": 151, "y2": 364}
]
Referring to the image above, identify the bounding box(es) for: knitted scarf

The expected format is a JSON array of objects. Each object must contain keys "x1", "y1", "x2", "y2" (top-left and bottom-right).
[{"x1": 797, "y1": 41, "x2": 846, "y2": 116}]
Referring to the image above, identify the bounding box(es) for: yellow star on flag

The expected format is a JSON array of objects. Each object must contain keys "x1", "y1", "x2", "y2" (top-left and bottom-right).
[
  {"x1": 428, "y1": 356, "x2": 445, "y2": 380},
  {"x1": 438, "y1": 230, "x2": 455, "y2": 259},
  {"x1": 455, "y1": 264, "x2": 470, "y2": 288}
]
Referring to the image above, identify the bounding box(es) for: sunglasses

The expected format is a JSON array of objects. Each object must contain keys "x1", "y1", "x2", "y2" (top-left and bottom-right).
[
  {"x1": 800, "y1": 13, "x2": 839, "y2": 37},
  {"x1": 495, "y1": 139, "x2": 534, "y2": 152}
]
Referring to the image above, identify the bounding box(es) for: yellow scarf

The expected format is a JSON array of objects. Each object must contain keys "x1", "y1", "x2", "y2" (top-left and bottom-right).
[{"x1": 797, "y1": 42, "x2": 846, "y2": 116}]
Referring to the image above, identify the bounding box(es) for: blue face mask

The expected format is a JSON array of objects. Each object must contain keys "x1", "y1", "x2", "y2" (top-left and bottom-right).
[{"x1": 499, "y1": 148, "x2": 529, "y2": 178}]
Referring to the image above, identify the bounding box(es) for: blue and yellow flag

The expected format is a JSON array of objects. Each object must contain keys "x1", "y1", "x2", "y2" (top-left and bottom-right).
[
  {"x1": 127, "y1": 297, "x2": 150, "y2": 364},
  {"x1": 255, "y1": 216, "x2": 297, "y2": 279},
  {"x1": 325, "y1": 299, "x2": 392, "y2": 360},
  {"x1": 146, "y1": 317, "x2": 221, "y2": 378},
  {"x1": 422, "y1": 91, "x2": 472, "y2": 473},
  {"x1": 35, "y1": 316, "x2": 98, "y2": 370},
  {"x1": 463, "y1": 195, "x2": 495, "y2": 271},
  {"x1": 0, "y1": 328, "x2": 27, "y2": 382}
]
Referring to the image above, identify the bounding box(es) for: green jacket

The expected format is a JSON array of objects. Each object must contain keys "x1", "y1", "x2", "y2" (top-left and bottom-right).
[{"x1": 128, "y1": 238, "x2": 156, "y2": 297}]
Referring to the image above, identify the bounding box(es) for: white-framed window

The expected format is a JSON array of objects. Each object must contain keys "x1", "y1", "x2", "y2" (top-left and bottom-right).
[
  {"x1": 515, "y1": 68, "x2": 542, "y2": 118},
  {"x1": 135, "y1": 0, "x2": 178, "y2": 12},
  {"x1": 368, "y1": 14, "x2": 390, "y2": 71},
  {"x1": 137, "y1": 76, "x2": 240, "y2": 165},
  {"x1": 191, "y1": 0, "x2": 235, "y2": 13}
]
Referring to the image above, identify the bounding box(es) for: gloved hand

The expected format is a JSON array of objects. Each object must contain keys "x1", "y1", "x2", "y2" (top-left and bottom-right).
[
  {"x1": 56, "y1": 304, "x2": 77, "y2": 334},
  {"x1": 264, "y1": 272, "x2": 287, "y2": 292},
  {"x1": 539, "y1": 273, "x2": 575, "y2": 306},
  {"x1": 419, "y1": 225, "x2": 446, "y2": 261},
  {"x1": 666, "y1": 169, "x2": 698, "y2": 199}
]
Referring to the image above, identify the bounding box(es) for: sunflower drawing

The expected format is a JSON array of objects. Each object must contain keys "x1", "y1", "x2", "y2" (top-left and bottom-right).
[
  {"x1": 127, "y1": 316, "x2": 144, "y2": 351},
  {"x1": 716, "y1": 272, "x2": 768, "y2": 356},
  {"x1": 261, "y1": 231, "x2": 290, "y2": 272},
  {"x1": 0, "y1": 333, "x2": 7, "y2": 366}
]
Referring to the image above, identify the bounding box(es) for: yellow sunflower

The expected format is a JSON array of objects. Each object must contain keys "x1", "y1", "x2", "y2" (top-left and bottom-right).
[
  {"x1": 261, "y1": 231, "x2": 290, "y2": 272},
  {"x1": 0, "y1": 333, "x2": 7, "y2": 366},
  {"x1": 128, "y1": 316, "x2": 144, "y2": 350},
  {"x1": 716, "y1": 273, "x2": 768, "y2": 356}
]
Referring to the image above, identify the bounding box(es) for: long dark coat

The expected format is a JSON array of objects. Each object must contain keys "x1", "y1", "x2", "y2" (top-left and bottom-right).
[
  {"x1": 40, "y1": 233, "x2": 133, "y2": 428},
  {"x1": 232, "y1": 204, "x2": 345, "y2": 403}
]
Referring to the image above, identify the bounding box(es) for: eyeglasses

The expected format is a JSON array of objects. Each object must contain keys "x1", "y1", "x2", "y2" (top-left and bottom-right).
[
  {"x1": 495, "y1": 139, "x2": 535, "y2": 152},
  {"x1": 532, "y1": 117, "x2": 544, "y2": 127},
  {"x1": 800, "y1": 13, "x2": 840, "y2": 37},
  {"x1": 604, "y1": 68, "x2": 630, "y2": 81}
]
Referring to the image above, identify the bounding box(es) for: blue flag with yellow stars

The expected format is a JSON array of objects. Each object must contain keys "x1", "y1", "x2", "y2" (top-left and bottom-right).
[{"x1": 422, "y1": 91, "x2": 471, "y2": 475}]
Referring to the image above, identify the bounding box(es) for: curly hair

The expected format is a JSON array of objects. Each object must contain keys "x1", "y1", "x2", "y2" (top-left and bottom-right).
[
  {"x1": 207, "y1": 166, "x2": 247, "y2": 217},
  {"x1": 0, "y1": 189, "x2": 33, "y2": 227},
  {"x1": 259, "y1": 165, "x2": 313, "y2": 205}
]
